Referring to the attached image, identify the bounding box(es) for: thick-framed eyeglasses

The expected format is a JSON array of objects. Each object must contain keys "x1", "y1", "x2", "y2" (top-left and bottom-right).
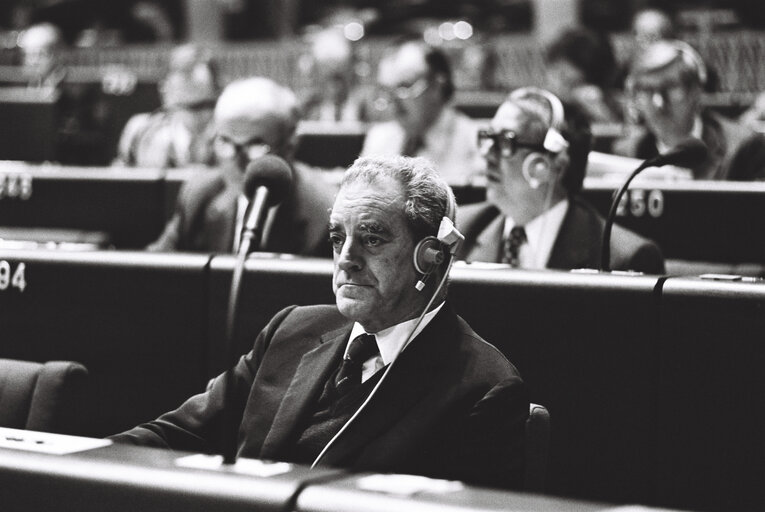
[
  {"x1": 213, "y1": 134, "x2": 271, "y2": 161},
  {"x1": 477, "y1": 129, "x2": 545, "y2": 158}
]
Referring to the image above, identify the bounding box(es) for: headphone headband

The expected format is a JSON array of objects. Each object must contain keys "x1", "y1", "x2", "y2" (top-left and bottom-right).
[
  {"x1": 667, "y1": 40, "x2": 707, "y2": 86},
  {"x1": 508, "y1": 87, "x2": 569, "y2": 153}
]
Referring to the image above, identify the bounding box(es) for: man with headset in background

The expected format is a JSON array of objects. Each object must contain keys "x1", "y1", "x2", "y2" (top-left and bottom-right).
[
  {"x1": 613, "y1": 39, "x2": 765, "y2": 180},
  {"x1": 147, "y1": 76, "x2": 335, "y2": 256},
  {"x1": 112, "y1": 155, "x2": 529, "y2": 489},
  {"x1": 457, "y1": 87, "x2": 665, "y2": 273}
]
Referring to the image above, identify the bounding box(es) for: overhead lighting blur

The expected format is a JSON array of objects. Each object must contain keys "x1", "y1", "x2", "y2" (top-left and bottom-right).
[
  {"x1": 454, "y1": 21, "x2": 473, "y2": 40},
  {"x1": 344, "y1": 22, "x2": 364, "y2": 41},
  {"x1": 438, "y1": 22, "x2": 455, "y2": 41}
]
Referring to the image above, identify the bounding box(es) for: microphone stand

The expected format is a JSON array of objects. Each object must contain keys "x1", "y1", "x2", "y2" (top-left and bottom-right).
[
  {"x1": 599, "y1": 161, "x2": 652, "y2": 272},
  {"x1": 221, "y1": 209, "x2": 263, "y2": 464}
]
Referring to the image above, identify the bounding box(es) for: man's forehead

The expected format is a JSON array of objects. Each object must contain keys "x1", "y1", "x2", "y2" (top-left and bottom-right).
[
  {"x1": 332, "y1": 179, "x2": 405, "y2": 216},
  {"x1": 216, "y1": 113, "x2": 282, "y2": 139},
  {"x1": 491, "y1": 102, "x2": 525, "y2": 131},
  {"x1": 379, "y1": 44, "x2": 428, "y2": 87}
]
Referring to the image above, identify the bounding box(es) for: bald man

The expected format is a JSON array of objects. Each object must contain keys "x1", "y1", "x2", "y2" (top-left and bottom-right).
[
  {"x1": 361, "y1": 39, "x2": 483, "y2": 185},
  {"x1": 148, "y1": 77, "x2": 336, "y2": 256}
]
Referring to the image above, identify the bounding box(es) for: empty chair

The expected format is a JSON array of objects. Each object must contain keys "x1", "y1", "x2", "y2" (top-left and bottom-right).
[
  {"x1": 525, "y1": 402, "x2": 551, "y2": 492},
  {"x1": 0, "y1": 359, "x2": 88, "y2": 434}
]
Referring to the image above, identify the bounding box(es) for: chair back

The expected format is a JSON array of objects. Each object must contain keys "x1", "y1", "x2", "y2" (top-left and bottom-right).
[{"x1": 0, "y1": 359, "x2": 88, "y2": 434}]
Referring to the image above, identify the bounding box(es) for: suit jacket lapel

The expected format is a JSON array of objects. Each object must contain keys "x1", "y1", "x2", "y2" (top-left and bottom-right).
[
  {"x1": 548, "y1": 199, "x2": 600, "y2": 269},
  {"x1": 315, "y1": 309, "x2": 451, "y2": 467},
  {"x1": 467, "y1": 213, "x2": 505, "y2": 263},
  {"x1": 259, "y1": 325, "x2": 350, "y2": 458}
]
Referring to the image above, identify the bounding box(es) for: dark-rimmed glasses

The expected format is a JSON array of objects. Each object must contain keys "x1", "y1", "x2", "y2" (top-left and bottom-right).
[{"x1": 477, "y1": 129, "x2": 545, "y2": 158}]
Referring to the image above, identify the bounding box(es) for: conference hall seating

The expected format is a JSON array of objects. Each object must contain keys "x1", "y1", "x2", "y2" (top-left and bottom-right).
[{"x1": 2, "y1": 248, "x2": 764, "y2": 511}]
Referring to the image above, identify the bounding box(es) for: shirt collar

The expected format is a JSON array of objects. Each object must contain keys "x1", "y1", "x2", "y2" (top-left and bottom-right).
[
  {"x1": 503, "y1": 199, "x2": 569, "y2": 268},
  {"x1": 347, "y1": 302, "x2": 445, "y2": 365},
  {"x1": 656, "y1": 115, "x2": 703, "y2": 154}
]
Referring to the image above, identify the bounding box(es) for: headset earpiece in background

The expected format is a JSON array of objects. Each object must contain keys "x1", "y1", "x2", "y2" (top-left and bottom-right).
[
  {"x1": 508, "y1": 87, "x2": 569, "y2": 154},
  {"x1": 521, "y1": 153, "x2": 553, "y2": 190},
  {"x1": 413, "y1": 191, "x2": 464, "y2": 291}
]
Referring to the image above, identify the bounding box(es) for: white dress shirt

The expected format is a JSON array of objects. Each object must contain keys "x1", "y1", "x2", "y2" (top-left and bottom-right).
[
  {"x1": 346, "y1": 302, "x2": 445, "y2": 382},
  {"x1": 502, "y1": 199, "x2": 569, "y2": 269}
]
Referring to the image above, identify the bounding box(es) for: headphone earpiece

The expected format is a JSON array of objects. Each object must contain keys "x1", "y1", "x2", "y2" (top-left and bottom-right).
[{"x1": 412, "y1": 192, "x2": 465, "y2": 291}]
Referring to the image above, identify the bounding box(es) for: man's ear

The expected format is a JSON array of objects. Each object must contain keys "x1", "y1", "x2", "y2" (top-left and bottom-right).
[{"x1": 521, "y1": 152, "x2": 554, "y2": 189}]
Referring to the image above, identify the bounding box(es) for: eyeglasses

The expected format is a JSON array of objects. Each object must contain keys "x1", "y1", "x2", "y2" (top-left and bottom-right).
[
  {"x1": 477, "y1": 129, "x2": 545, "y2": 158},
  {"x1": 213, "y1": 135, "x2": 271, "y2": 161},
  {"x1": 632, "y1": 82, "x2": 687, "y2": 108}
]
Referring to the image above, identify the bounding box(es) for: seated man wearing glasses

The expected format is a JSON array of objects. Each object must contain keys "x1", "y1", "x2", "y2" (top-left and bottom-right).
[
  {"x1": 457, "y1": 88, "x2": 665, "y2": 273},
  {"x1": 360, "y1": 39, "x2": 483, "y2": 185},
  {"x1": 613, "y1": 39, "x2": 765, "y2": 180},
  {"x1": 148, "y1": 77, "x2": 336, "y2": 255}
]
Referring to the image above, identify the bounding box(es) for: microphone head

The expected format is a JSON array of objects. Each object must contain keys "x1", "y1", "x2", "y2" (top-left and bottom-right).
[
  {"x1": 649, "y1": 138, "x2": 708, "y2": 169},
  {"x1": 244, "y1": 155, "x2": 293, "y2": 206}
]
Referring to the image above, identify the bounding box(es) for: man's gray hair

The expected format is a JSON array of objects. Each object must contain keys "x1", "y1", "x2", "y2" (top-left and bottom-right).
[{"x1": 341, "y1": 156, "x2": 456, "y2": 239}]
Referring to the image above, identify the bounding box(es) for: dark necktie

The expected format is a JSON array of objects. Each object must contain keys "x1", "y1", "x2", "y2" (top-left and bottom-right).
[
  {"x1": 334, "y1": 333, "x2": 379, "y2": 396},
  {"x1": 502, "y1": 226, "x2": 527, "y2": 267}
]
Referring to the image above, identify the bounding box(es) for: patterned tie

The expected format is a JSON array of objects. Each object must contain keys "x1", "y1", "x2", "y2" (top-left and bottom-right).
[
  {"x1": 502, "y1": 226, "x2": 527, "y2": 267},
  {"x1": 334, "y1": 333, "x2": 379, "y2": 396}
]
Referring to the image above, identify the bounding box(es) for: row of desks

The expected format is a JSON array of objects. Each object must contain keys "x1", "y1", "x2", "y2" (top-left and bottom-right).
[
  {"x1": 1, "y1": 163, "x2": 765, "y2": 265},
  {"x1": 0, "y1": 427, "x2": 680, "y2": 512},
  {"x1": 0, "y1": 250, "x2": 763, "y2": 511}
]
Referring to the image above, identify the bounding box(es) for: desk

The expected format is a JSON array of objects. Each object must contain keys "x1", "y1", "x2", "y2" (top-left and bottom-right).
[
  {"x1": 0, "y1": 428, "x2": 341, "y2": 512},
  {"x1": 581, "y1": 179, "x2": 765, "y2": 264},
  {"x1": 0, "y1": 164, "x2": 168, "y2": 248}
]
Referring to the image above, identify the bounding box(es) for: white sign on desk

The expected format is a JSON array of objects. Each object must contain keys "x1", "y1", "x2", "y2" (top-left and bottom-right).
[{"x1": 0, "y1": 427, "x2": 112, "y2": 455}]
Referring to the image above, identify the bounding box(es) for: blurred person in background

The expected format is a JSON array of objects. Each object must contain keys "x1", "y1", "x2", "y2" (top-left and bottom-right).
[
  {"x1": 148, "y1": 77, "x2": 336, "y2": 256},
  {"x1": 360, "y1": 38, "x2": 483, "y2": 186},
  {"x1": 544, "y1": 26, "x2": 622, "y2": 124},
  {"x1": 115, "y1": 44, "x2": 219, "y2": 168},
  {"x1": 613, "y1": 39, "x2": 765, "y2": 180},
  {"x1": 739, "y1": 91, "x2": 765, "y2": 132},
  {"x1": 457, "y1": 87, "x2": 664, "y2": 273},
  {"x1": 16, "y1": 21, "x2": 110, "y2": 165},
  {"x1": 299, "y1": 27, "x2": 372, "y2": 123}
]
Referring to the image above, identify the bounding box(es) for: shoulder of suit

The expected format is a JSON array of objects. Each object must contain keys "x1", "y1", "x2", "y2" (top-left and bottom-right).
[
  {"x1": 456, "y1": 202, "x2": 499, "y2": 230},
  {"x1": 453, "y1": 313, "x2": 521, "y2": 377},
  {"x1": 273, "y1": 304, "x2": 348, "y2": 338}
]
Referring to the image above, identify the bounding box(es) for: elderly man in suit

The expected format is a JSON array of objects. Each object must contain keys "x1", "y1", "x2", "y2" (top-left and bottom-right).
[
  {"x1": 112, "y1": 155, "x2": 529, "y2": 489},
  {"x1": 457, "y1": 87, "x2": 665, "y2": 273},
  {"x1": 148, "y1": 77, "x2": 336, "y2": 256}
]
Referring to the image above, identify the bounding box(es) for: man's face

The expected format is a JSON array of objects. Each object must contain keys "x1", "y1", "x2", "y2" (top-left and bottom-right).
[
  {"x1": 482, "y1": 103, "x2": 545, "y2": 220},
  {"x1": 330, "y1": 176, "x2": 425, "y2": 333},
  {"x1": 378, "y1": 45, "x2": 444, "y2": 137},
  {"x1": 214, "y1": 113, "x2": 286, "y2": 192},
  {"x1": 631, "y1": 68, "x2": 699, "y2": 146}
]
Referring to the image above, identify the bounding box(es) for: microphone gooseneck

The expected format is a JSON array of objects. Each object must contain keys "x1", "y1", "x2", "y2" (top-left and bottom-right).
[
  {"x1": 221, "y1": 155, "x2": 293, "y2": 464},
  {"x1": 599, "y1": 138, "x2": 707, "y2": 272}
]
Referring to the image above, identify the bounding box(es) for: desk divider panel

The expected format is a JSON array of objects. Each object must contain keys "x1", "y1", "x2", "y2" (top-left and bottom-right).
[
  {"x1": 0, "y1": 250, "x2": 211, "y2": 437},
  {"x1": 657, "y1": 277, "x2": 765, "y2": 512},
  {"x1": 448, "y1": 267, "x2": 664, "y2": 506}
]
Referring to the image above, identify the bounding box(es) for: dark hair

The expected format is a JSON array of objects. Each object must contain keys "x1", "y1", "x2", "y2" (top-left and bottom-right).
[
  {"x1": 545, "y1": 27, "x2": 617, "y2": 89},
  {"x1": 558, "y1": 101, "x2": 593, "y2": 193}
]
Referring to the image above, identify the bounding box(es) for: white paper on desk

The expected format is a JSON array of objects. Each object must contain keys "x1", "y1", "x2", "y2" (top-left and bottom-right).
[
  {"x1": 175, "y1": 454, "x2": 292, "y2": 477},
  {"x1": 355, "y1": 474, "x2": 464, "y2": 496},
  {"x1": 0, "y1": 427, "x2": 112, "y2": 455}
]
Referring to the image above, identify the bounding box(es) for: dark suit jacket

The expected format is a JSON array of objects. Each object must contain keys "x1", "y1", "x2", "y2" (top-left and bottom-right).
[
  {"x1": 111, "y1": 305, "x2": 529, "y2": 489},
  {"x1": 148, "y1": 162, "x2": 336, "y2": 256},
  {"x1": 457, "y1": 197, "x2": 665, "y2": 274},
  {"x1": 612, "y1": 110, "x2": 765, "y2": 181}
]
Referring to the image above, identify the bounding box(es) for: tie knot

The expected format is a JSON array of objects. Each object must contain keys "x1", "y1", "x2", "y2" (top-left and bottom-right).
[
  {"x1": 345, "y1": 333, "x2": 379, "y2": 364},
  {"x1": 509, "y1": 225, "x2": 527, "y2": 244}
]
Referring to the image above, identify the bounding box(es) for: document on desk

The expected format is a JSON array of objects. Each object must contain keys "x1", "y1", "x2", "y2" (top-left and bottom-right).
[{"x1": 0, "y1": 427, "x2": 112, "y2": 455}]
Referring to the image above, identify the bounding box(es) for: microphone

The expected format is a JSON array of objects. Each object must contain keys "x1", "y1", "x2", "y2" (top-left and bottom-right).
[
  {"x1": 240, "y1": 155, "x2": 293, "y2": 254},
  {"x1": 599, "y1": 138, "x2": 707, "y2": 272},
  {"x1": 221, "y1": 155, "x2": 292, "y2": 465}
]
